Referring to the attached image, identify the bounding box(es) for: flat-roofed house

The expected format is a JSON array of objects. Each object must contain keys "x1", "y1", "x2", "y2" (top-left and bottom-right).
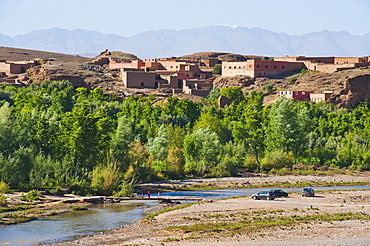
[
  {"x1": 222, "y1": 60, "x2": 305, "y2": 78},
  {"x1": 0, "y1": 60, "x2": 35, "y2": 75}
]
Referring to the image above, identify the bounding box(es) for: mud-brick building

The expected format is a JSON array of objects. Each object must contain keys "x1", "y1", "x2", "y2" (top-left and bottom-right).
[
  {"x1": 275, "y1": 56, "x2": 370, "y2": 73},
  {"x1": 0, "y1": 60, "x2": 35, "y2": 75},
  {"x1": 121, "y1": 68, "x2": 156, "y2": 88},
  {"x1": 109, "y1": 59, "x2": 145, "y2": 70},
  {"x1": 279, "y1": 90, "x2": 313, "y2": 101},
  {"x1": 222, "y1": 60, "x2": 305, "y2": 78},
  {"x1": 309, "y1": 91, "x2": 333, "y2": 103}
]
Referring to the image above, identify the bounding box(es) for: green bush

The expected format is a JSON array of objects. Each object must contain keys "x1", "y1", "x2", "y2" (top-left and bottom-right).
[
  {"x1": 244, "y1": 156, "x2": 259, "y2": 172},
  {"x1": 0, "y1": 181, "x2": 9, "y2": 194},
  {"x1": 113, "y1": 182, "x2": 135, "y2": 197},
  {"x1": 260, "y1": 151, "x2": 292, "y2": 171},
  {"x1": 288, "y1": 77, "x2": 297, "y2": 85},
  {"x1": 21, "y1": 190, "x2": 40, "y2": 202},
  {"x1": 46, "y1": 186, "x2": 65, "y2": 196},
  {"x1": 300, "y1": 69, "x2": 308, "y2": 75},
  {"x1": 0, "y1": 194, "x2": 8, "y2": 207},
  {"x1": 68, "y1": 182, "x2": 91, "y2": 196},
  {"x1": 212, "y1": 64, "x2": 222, "y2": 75},
  {"x1": 263, "y1": 84, "x2": 273, "y2": 92}
]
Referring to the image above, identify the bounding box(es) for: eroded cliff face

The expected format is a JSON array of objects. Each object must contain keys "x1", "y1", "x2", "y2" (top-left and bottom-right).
[
  {"x1": 329, "y1": 74, "x2": 370, "y2": 108},
  {"x1": 25, "y1": 61, "x2": 119, "y2": 89},
  {"x1": 213, "y1": 75, "x2": 255, "y2": 88},
  {"x1": 26, "y1": 64, "x2": 88, "y2": 88}
]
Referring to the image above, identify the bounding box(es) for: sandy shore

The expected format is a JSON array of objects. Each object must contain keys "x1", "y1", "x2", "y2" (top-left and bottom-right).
[{"x1": 46, "y1": 173, "x2": 370, "y2": 246}]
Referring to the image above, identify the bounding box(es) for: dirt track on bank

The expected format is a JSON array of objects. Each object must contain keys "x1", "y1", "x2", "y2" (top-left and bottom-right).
[{"x1": 48, "y1": 174, "x2": 370, "y2": 246}]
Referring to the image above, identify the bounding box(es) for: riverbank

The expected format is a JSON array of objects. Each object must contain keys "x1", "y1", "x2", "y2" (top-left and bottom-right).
[
  {"x1": 49, "y1": 173, "x2": 370, "y2": 246},
  {"x1": 138, "y1": 171, "x2": 370, "y2": 191},
  {"x1": 0, "y1": 193, "x2": 91, "y2": 225}
]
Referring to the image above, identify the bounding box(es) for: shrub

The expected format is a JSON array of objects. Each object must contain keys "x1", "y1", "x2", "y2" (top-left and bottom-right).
[
  {"x1": 0, "y1": 181, "x2": 9, "y2": 194},
  {"x1": 263, "y1": 84, "x2": 273, "y2": 92},
  {"x1": 260, "y1": 151, "x2": 292, "y2": 171},
  {"x1": 0, "y1": 194, "x2": 8, "y2": 207},
  {"x1": 300, "y1": 69, "x2": 308, "y2": 75},
  {"x1": 288, "y1": 77, "x2": 297, "y2": 85},
  {"x1": 244, "y1": 156, "x2": 259, "y2": 172},
  {"x1": 21, "y1": 190, "x2": 40, "y2": 202},
  {"x1": 212, "y1": 64, "x2": 222, "y2": 75},
  {"x1": 46, "y1": 186, "x2": 65, "y2": 196},
  {"x1": 68, "y1": 182, "x2": 91, "y2": 196},
  {"x1": 113, "y1": 182, "x2": 135, "y2": 197}
]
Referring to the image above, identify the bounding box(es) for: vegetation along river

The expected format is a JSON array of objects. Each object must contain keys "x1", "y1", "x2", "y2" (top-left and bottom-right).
[{"x1": 0, "y1": 186, "x2": 369, "y2": 246}]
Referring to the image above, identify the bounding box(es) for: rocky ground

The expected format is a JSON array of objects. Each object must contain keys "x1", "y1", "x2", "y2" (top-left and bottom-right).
[{"x1": 47, "y1": 174, "x2": 370, "y2": 246}]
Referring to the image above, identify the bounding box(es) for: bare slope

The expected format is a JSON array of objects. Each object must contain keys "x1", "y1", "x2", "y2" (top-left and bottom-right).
[{"x1": 0, "y1": 47, "x2": 88, "y2": 62}]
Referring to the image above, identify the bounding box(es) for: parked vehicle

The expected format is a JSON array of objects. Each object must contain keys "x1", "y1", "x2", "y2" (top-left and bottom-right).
[
  {"x1": 269, "y1": 189, "x2": 288, "y2": 197},
  {"x1": 251, "y1": 191, "x2": 276, "y2": 200},
  {"x1": 302, "y1": 187, "x2": 315, "y2": 197}
]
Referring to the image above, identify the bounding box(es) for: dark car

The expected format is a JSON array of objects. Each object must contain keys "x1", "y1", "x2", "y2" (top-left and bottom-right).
[
  {"x1": 251, "y1": 191, "x2": 276, "y2": 200},
  {"x1": 302, "y1": 188, "x2": 315, "y2": 197},
  {"x1": 269, "y1": 189, "x2": 288, "y2": 197}
]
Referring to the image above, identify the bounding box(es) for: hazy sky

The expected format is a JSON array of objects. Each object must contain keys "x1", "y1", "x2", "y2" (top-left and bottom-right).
[{"x1": 1, "y1": 0, "x2": 370, "y2": 37}]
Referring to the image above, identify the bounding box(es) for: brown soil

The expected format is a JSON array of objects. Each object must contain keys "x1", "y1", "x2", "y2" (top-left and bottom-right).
[
  {"x1": 180, "y1": 52, "x2": 268, "y2": 61},
  {"x1": 48, "y1": 174, "x2": 370, "y2": 246},
  {"x1": 0, "y1": 47, "x2": 88, "y2": 63}
]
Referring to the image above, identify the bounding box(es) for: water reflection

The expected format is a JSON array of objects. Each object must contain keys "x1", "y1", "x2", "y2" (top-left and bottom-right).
[{"x1": 0, "y1": 201, "x2": 158, "y2": 246}]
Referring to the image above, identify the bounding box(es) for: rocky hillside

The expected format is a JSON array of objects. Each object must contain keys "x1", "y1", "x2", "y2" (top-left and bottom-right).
[
  {"x1": 0, "y1": 47, "x2": 87, "y2": 62},
  {"x1": 180, "y1": 52, "x2": 268, "y2": 61},
  {"x1": 228, "y1": 66, "x2": 370, "y2": 107}
]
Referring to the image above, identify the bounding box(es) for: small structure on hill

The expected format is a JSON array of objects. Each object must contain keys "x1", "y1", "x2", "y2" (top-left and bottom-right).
[
  {"x1": 0, "y1": 60, "x2": 35, "y2": 75},
  {"x1": 279, "y1": 91, "x2": 313, "y2": 101}
]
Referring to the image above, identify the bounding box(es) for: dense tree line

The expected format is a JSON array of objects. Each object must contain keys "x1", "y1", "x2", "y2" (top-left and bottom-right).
[{"x1": 1, "y1": 81, "x2": 370, "y2": 196}]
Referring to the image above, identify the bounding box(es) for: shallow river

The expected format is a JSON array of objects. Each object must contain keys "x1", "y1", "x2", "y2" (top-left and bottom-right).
[{"x1": 0, "y1": 185, "x2": 369, "y2": 245}]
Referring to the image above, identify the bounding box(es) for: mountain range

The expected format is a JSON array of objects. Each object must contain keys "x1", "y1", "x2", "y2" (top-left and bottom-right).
[{"x1": 1, "y1": 26, "x2": 369, "y2": 58}]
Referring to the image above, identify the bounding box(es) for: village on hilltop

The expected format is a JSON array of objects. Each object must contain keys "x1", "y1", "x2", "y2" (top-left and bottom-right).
[{"x1": 1, "y1": 49, "x2": 370, "y2": 104}]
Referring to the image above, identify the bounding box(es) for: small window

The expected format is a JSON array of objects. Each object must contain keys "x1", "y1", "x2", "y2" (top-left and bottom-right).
[
  {"x1": 170, "y1": 66, "x2": 173, "y2": 69},
  {"x1": 234, "y1": 66, "x2": 237, "y2": 69},
  {"x1": 248, "y1": 65, "x2": 252, "y2": 68},
  {"x1": 265, "y1": 65, "x2": 268, "y2": 69},
  {"x1": 229, "y1": 66, "x2": 231, "y2": 69},
  {"x1": 257, "y1": 65, "x2": 260, "y2": 68},
  {"x1": 273, "y1": 65, "x2": 277, "y2": 69},
  {"x1": 282, "y1": 66, "x2": 285, "y2": 69},
  {"x1": 141, "y1": 82, "x2": 144, "y2": 87}
]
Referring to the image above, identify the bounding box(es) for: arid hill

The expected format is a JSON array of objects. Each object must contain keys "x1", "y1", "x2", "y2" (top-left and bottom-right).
[
  {"x1": 180, "y1": 52, "x2": 268, "y2": 61},
  {"x1": 0, "y1": 47, "x2": 88, "y2": 62}
]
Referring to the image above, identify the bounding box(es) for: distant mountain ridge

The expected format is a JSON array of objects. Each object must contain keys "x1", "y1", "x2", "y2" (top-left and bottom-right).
[{"x1": 1, "y1": 26, "x2": 369, "y2": 58}]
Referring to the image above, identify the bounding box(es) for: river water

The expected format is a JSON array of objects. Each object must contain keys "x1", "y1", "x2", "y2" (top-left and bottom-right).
[{"x1": 0, "y1": 186, "x2": 369, "y2": 245}]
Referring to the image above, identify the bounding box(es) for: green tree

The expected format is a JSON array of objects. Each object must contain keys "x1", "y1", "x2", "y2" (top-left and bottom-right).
[
  {"x1": 183, "y1": 128, "x2": 221, "y2": 175},
  {"x1": 265, "y1": 99, "x2": 306, "y2": 159},
  {"x1": 212, "y1": 64, "x2": 222, "y2": 75},
  {"x1": 220, "y1": 87, "x2": 245, "y2": 102}
]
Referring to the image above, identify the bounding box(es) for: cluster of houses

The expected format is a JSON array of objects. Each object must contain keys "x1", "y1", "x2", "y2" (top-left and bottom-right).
[
  {"x1": 222, "y1": 55, "x2": 370, "y2": 77},
  {"x1": 88, "y1": 51, "x2": 217, "y2": 97},
  {"x1": 1, "y1": 51, "x2": 370, "y2": 103}
]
